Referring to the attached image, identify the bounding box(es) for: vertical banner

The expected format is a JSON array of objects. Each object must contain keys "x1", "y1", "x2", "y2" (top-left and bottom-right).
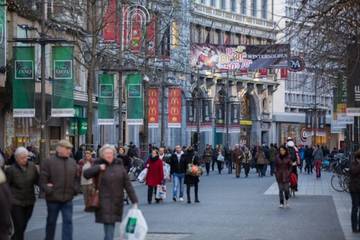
[
  {"x1": 0, "y1": 0, "x2": 6, "y2": 70},
  {"x1": 103, "y1": 0, "x2": 120, "y2": 43},
  {"x1": 147, "y1": 16, "x2": 156, "y2": 57},
  {"x1": 148, "y1": 88, "x2": 159, "y2": 128},
  {"x1": 168, "y1": 88, "x2": 182, "y2": 128},
  {"x1": 13, "y1": 47, "x2": 35, "y2": 117},
  {"x1": 98, "y1": 73, "x2": 115, "y2": 125},
  {"x1": 126, "y1": 73, "x2": 143, "y2": 125},
  {"x1": 52, "y1": 46, "x2": 74, "y2": 117},
  {"x1": 346, "y1": 44, "x2": 360, "y2": 116}
]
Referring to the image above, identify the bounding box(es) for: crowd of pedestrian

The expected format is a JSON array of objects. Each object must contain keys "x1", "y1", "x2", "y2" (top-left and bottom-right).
[{"x1": 0, "y1": 137, "x2": 359, "y2": 240}]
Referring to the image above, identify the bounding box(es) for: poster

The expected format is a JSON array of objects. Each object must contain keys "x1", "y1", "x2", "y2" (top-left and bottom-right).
[
  {"x1": 98, "y1": 73, "x2": 115, "y2": 125},
  {"x1": 168, "y1": 88, "x2": 182, "y2": 128}
]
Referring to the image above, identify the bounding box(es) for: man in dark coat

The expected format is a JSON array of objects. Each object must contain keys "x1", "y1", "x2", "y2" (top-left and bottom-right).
[
  {"x1": 182, "y1": 147, "x2": 200, "y2": 204},
  {"x1": 170, "y1": 145, "x2": 185, "y2": 202},
  {"x1": 40, "y1": 140, "x2": 78, "y2": 240},
  {"x1": 232, "y1": 144, "x2": 244, "y2": 178}
]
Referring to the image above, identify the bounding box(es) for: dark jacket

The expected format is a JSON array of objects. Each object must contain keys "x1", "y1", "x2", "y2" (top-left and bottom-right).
[
  {"x1": 304, "y1": 147, "x2": 313, "y2": 160},
  {"x1": 40, "y1": 154, "x2": 78, "y2": 202},
  {"x1": 5, "y1": 161, "x2": 39, "y2": 206},
  {"x1": 182, "y1": 152, "x2": 200, "y2": 185},
  {"x1": 202, "y1": 149, "x2": 213, "y2": 164},
  {"x1": 275, "y1": 154, "x2": 292, "y2": 183},
  {"x1": 0, "y1": 169, "x2": 12, "y2": 239},
  {"x1": 170, "y1": 152, "x2": 186, "y2": 175},
  {"x1": 84, "y1": 159, "x2": 138, "y2": 224},
  {"x1": 232, "y1": 148, "x2": 244, "y2": 165},
  {"x1": 349, "y1": 159, "x2": 360, "y2": 193},
  {"x1": 118, "y1": 154, "x2": 131, "y2": 172}
]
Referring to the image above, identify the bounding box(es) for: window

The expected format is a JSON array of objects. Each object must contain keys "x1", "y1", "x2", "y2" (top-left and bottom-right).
[
  {"x1": 211, "y1": 0, "x2": 216, "y2": 7},
  {"x1": 241, "y1": 0, "x2": 246, "y2": 15},
  {"x1": 252, "y1": 0, "x2": 257, "y2": 17},
  {"x1": 261, "y1": 0, "x2": 267, "y2": 19},
  {"x1": 221, "y1": 0, "x2": 226, "y2": 9},
  {"x1": 231, "y1": 0, "x2": 236, "y2": 12},
  {"x1": 215, "y1": 30, "x2": 221, "y2": 44}
]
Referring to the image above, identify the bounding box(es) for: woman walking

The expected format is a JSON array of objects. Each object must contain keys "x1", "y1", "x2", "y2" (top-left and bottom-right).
[
  {"x1": 256, "y1": 146, "x2": 268, "y2": 177},
  {"x1": 84, "y1": 145, "x2": 138, "y2": 240},
  {"x1": 275, "y1": 146, "x2": 292, "y2": 208},
  {"x1": 183, "y1": 147, "x2": 200, "y2": 204},
  {"x1": 202, "y1": 144, "x2": 213, "y2": 176},
  {"x1": 118, "y1": 146, "x2": 131, "y2": 173},
  {"x1": 79, "y1": 150, "x2": 94, "y2": 206},
  {"x1": 145, "y1": 149, "x2": 164, "y2": 204},
  {"x1": 350, "y1": 150, "x2": 360, "y2": 233},
  {"x1": 5, "y1": 147, "x2": 39, "y2": 240},
  {"x1": 242, "y1": 146, "x2": 252, "y2": 177},
  {"x1": 313, "y1": 145, "x2": 324, "y2": 178},
  {"x1": 216, "y1": 146, "x2": 225, "y2": 175}
]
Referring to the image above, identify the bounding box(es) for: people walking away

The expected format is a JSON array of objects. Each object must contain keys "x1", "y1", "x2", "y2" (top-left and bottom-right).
[
  {"x1": 211, "y1": 145, "x2": 218, "y2": 171},
  {"x1": 78, "y1": 150, "x2": 94, "y2": 206},
  {"x1": 286, "y1": 138, "x2": 300, "y2": 191},
  {"x1": 202, "y1": 145, "x2": 212, "y2": 176},
  {"x1": 5, "y1": 147, "x2": 39, "y2": 240},
  {"x1": 256, "y1": 146, "x2": 268, "y2": 177},
  {"x1": 232, "y1": 145, "x2": 244, "y2": 178},
  {"x1": 275, "y1": 146, "x2": 292, "y2": 208},
  {"x1": 313, "y1": 145, "x2": 324, "y2": 178},
  {"x1": 350, "y1": 150, "x2": 360, "y2": 233},
  {"x1": 304, "y1": 145, "x2": 313, "y2": 174},
  {"x1": 242, "y1": 146, "x2": 252, "y2": 177},
  {"x1": 269, "y1": 144, "x2": 277, "y2": 176},
  {"x1": 170, "y1": 145, "x2": 185, "y2": 202},
  {"x1": 145, "y1": 149, "x2": 164, "y2": 204},
  {"x1": 0, "y1": 167, "x2": 13, "y2": 240},
  {"x1": 40, "y1": 140, "x2": 78, "y2": 240},
  {"x1": 84, "y1": 144, "x2": 138, "y2": 240},
  {"x1": 183, "y1": 147, "x2": 200, "y2": 204},
  {"x1": 216, "y1": 146, "x2": 225, "y2": 175}
]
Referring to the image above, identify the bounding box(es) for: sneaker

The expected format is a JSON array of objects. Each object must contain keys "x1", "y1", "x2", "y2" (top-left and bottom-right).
[
  {"x1": 279, "y1": 204, "x2": 284, "y2": 208},
  {"x1": 179, "y1": 197, "x2": 184, "y2": 202},
  {"x1": 173, "y1": 197, "x2": 177, "y2": 202}
]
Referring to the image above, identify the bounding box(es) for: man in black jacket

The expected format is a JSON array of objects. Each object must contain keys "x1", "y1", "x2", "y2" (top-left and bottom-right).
[
  {"x1": 170, "y1": 145, "x2": 185, "y2": 202},
  {"x1": 40, "y1": 140, "x2": 78, "y2": 240}
]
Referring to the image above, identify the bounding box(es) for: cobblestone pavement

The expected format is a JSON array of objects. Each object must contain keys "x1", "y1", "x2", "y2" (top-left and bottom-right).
[{"x1": 25, "y1": 168, "x2": 349, "y2": 240}]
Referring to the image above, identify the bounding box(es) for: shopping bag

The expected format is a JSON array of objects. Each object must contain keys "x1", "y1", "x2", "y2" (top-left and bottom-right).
[
  {"x1": 155, "y1": 184, "x2": 167, "y2": 199},
  {"x1": 119, "y1": 209, "x2": 148, "y2": 240},
  {"x1": 137, "y1": 168, "x2": 148, "y2": 183}
]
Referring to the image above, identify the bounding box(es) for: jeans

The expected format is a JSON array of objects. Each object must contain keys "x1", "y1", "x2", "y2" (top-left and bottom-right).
[
  {"x1": 351, "y1": 192, "x2": 360, "y2": 232},
  {"x1": 103, "y1": 223, "x2": 115, "y2": 240},
  {"x1": 11, "y1": 205, "x2": 34, "y2": 240},
  {"x1": 261, "y1": 164, "x2": 267, "y2": 176},
  {"x1": 315, "y1": 160, "x2": 322, "y2": 178},
  {"x1": 172, "y1": 173, "x2": 184, "y2": 199},
  {"x1": 227, "y1": 161, "x2": 233, "y2": 174},
  {"x1": 147, "y1": 186, "x2": 159, "y2": 204},
  {"x1": 269, "y1": 162, "x2": 275, "y2": 176},
  {"x1": 217, "y1": 161, "x2": 223, "y2": 174},
  {"x1": 205, "y1": 163, "x2": 210, "y2": 175},
  {"x1": 45, "y1": 201, "x2": 73, "y2": 240},
  {"x1": 278, "y1": 182, "x2": 290, "y2": 205},
  {"x1": 186, "y1": 182, "x2": 199, "y2": 202}
]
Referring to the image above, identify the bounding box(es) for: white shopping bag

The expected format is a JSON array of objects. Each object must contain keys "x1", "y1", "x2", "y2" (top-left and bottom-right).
[
  {"x1": 155, "y1": 184, "x2": 167, "y2": 200},
  {"x1": 120, "y1": 209, "x2": 148, "y2": 240},
  {"x1": 163, "y1": 163, "x2": 171, "y2": 180},
  {"x1": 137, "y1": 168, "x2": 148, "y2": 183}
]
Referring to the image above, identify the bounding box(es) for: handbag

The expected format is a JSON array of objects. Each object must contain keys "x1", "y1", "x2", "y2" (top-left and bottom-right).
[
  {"x1": 186, "y1": 156, "x2": 203, "y2": 177},
  {"x1": 217, "y1": 154, "x2": 225, "y2": 162},
  {"x1": 85, "y1": 171, "x2": 103, "y2": 212}
]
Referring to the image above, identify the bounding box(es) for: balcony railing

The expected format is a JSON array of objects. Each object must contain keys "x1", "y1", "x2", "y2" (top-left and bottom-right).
[{"x1": 193, "y1": 3, "x2": 275, "y2": 29}]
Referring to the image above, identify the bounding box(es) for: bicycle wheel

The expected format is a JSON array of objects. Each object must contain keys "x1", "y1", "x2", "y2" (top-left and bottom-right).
[{"x1": 331, "y1": 174, "x2": 344, "y2": 192}]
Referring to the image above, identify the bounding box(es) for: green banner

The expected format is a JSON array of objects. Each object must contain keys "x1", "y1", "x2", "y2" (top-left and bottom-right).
[
  {"x1": 13, "y1": 47, "x2": 35, "y2": 117},
  {"x1": 52, "y1": 46, "x2": 74, "y2": 117},
  {"x1": 126, "y1": 73, "x2": 143, "y2": 125},
  {"x1": 98, "y1": 73, "x2": 115, "y2": 125},
  {"x1": 69, "y1": 117, "x2": 87, "y2": 136},
  {"x1": 0, "y1": 0, "x2": 6, "y2": 69}
]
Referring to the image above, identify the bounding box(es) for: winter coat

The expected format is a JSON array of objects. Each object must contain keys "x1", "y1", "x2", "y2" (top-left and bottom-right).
[
  {"x1": 5, "y1": 161, "x2": 39, "y2": 206},
  {"x1": 313, "y1": 148, "x2": 324, "y2": 161},
  {"x1": 243, "y1": 150, "x2": 252, "y2": 164},
  {"x1": 275, "y1": 154, "x2": 292, "y2": 183},
  {"x1": 182, "y1": 152, "x2": 200, "y2": 185},
  {"x1": 232, "y1": 148, "x2": 244, "y2": 165},
  {"x1": 118, "y1": 154, "x2": 131, "y2": 172},
  {"x1": 0, "y1": 168, "x2": 12, "y2": 239},
  {"x1": 269, "y1": 147, "x2": 277, "y2": 162},
  {"x1": 84, "y1": 159, "x2": 138, "y2": 224},
  {"x1": 256, "y1": 150, "x2": 268, "y2": 165},
  {"x1": 349, "y1": 159, "x2": 360, "y2": 193},
  {"x1": 170, "y1": 152, "x2": 186, "y2": 175},
  {"x1": 304, "y1": 148, "x2": 313, "y2": 160},
  {"x1": 40, "y1": 154, "x2": 78, "y2": 202},
  {"x1": 202, "y1": 149, "x2": 213, "y2": 164},
  {"x1": 145, "y1": 157, "x2": 164, "y2": 187}
]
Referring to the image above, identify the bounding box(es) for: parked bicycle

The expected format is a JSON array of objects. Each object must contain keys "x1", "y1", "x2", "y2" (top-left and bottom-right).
[{"x1": 330, "y1": 154, "x2": 350, "y2": 192}]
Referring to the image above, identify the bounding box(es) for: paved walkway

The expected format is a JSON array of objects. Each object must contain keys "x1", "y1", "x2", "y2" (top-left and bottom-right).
[
  {"x1": 264, "y1": 171, "x2": 356, "y2": 240},
  {"x1": 25, "y1": 169, "x2": 351, "y2": 240}
]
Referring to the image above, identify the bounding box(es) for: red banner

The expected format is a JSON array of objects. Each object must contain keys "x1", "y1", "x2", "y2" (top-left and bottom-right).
[
  {"x1": 146, "y1": 16, "x2": 156, "y2": 57},
  {"x1": 259, "y1": 68, "x2": 268, "y2": 76},
  {"x1": 168, "y1": 88, "x2": 182, "y2": 128},
  {"x1": 280, "y1": 68, "x2": 288, "y2": 79},
  {"x1": 103, "y1": 0, "x2": 120, "y2": 43},
  {"x1": 148, "y1": 88, "x2": 159, "y2": 128}
]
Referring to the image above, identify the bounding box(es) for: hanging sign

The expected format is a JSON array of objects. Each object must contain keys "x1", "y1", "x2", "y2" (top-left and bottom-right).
[
  {"x1": 168, "y1": 88, "x2": 182, "y2": 128},
  {"x1": 98, "y1": 73, "x2": 115, "y2": 125},
  {"x1": 126, "y1": 73, "x2": 144, "y2": 125},
  {"x1": 148, "y1": 88, "x2": 159, "y2": 128}
]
